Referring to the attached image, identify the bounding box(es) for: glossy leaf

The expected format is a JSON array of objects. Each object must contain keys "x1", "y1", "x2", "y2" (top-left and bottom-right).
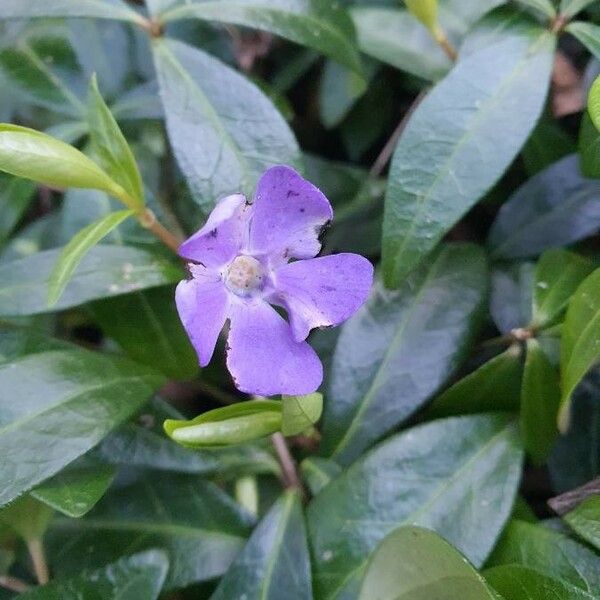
[
  {"x1": 159, "y1": 0, "x2": 362, "y2": 74},
  {"x1": 0, "y1": 349, "x2": 162, "y2": 507},
  {"x1": 559, "y1": 269, "x2": 600, "y2": 430},
  {"x1": 308, "y1": 414, "x2": 523, "y2": 599},
  {"x1": 47, "y1": 473, "x2": 252, "y2": 589},
  {"x1": 87, "y1": 76, "x2": 144, "y2": 209},
  {"x1": 488, "y1": 155, "x2": 600, "y2": 259},
  {"x1": 320, "y1": 244, "x2": 487, "y2": 465},
  {"x1": 490, "y1": 262, "x2": 535, "y2": 333},
  {"x1": 532, "y1": 249, "x2": 595, "y2": 329},
  {"x1": 19, "y1": 550, "x2": 169, "y2": 600},
  {"x1": 0, "y1": 496, "x2": 53, "y2": 541},
  {"x1": 153, "y1": 38, "x2": 300, "y2": 213},
  {"x1": 0, "y1": 175, "x2": 36, "y2": 244},
  {"x1": 0, "y1": 0, "x2": 143, "y2": 22},
  {"x1": 427, "y1": 346, "x2": 523, "y2": 418},
  {"x1": 588, "y1": 75, "x2": 600, "y2": 132},
  {"x1": 561, "y1": 0, "x2": 598, "y2": 18},
  {"x1": 47, "y1": 209, "x2": 135, "y2": 307},
  {"x1": 359, "y1": 526, "x2": 497, "y2": 600},
  {"x1": 521, "y1": 339, "x2": 561, "y2": 464},
  {"x1": 567, "y1": 23, "x2": 600, "y2": 63},
  {"x1": 282, "y1": 393, "x2": 323, "y2": 437},
  {"x1": 564, "y1": 495, "x2": 600, "y2": 551},
  {"x1": 383, "y1": 27, "x2": 555, "y2": 286},
  {"x1": 212, "y1": 491, "x2": 312, "y2": 599},
  {"x1": 579, "y1": 111, "x2": 600, "y2": 179},
  {"x1": 0, "y1": 124, "x2": 127, "y2": 201},
  {"x1": 0, "y1": 245, "x2": 182, "y2": 317}
]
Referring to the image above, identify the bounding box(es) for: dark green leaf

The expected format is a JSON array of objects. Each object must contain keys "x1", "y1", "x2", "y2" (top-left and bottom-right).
[
  {"x1": 308, "y1": 414, "x2": 524, "y2": 599},
  {"x1": 19, "y1": 550, "x2": 169, "y2": 600},
  {"x1": 427, "y1": 346, "x2": 523, "y2": 418},
  {"x1": 0, "y1": 246, "x2": 182, "y2": 317},
  {"x1": 160, "y1": 0, "x2": 362, "y2": 74},
  {"x1": 0, "y1": 0, "x2": 143, "y2": 22},
  {"x1": 383, "y1": 26, "x2": 555, "y2": 286},
  {"x1": 579, "y1": 111, "x2": 600, "y2": 179},
  {"x1": 567, "y1": 23, "x2": 600, "y2": 63},
  {"x1": 212, "y1": 491, "x2": 312, "y2": 599},
  {"x1": 0, "y1": 326, "x2": 74, "y2": 364},
  {"x1": 490, "y1": 262, "x2": 535, "y2": 333},
  {"x1": 282, "y1": 393, "x2": 322, "y2": 437},
  {"x1": 359, "y1": 526, "x2": 497, "y2": 600},
  {"x1": 153, "y1": 38, "x2": 300, "y2": 213},
  {"x1": 523, "y1": 116, "x2": 575, "y2": 176},
  {"x1": 320, "y1": 244, "x2": 487, "y2": 465},
  {"x1": 0, "y1": 175, "x2": 36, "y2": 244},
  {"x1": 0, "y1": 496, "x2": 53, "y2": 541},
  {"x1": 516, "y1": 0, "x2": 556, "y2": 17},
  {"x1": 300, "y1": 457, "x2": 341, "y2": 496},
  {"x1": 0, "y1": 349, "x2": 162, "y2": 506},
  {"x1": 47, "y1": 473, "x2": 252, "y2": 590},
  {"x1": 564, "y1": 495, "x2": 600, "y2": 551},
  {"x1": 488, "y1": 155, "x2": 600, "y2": 259}
]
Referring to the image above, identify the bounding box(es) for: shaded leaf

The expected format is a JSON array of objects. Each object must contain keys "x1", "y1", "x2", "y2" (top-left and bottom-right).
[
  {"x1": 490, "y1": 262, "x2": 535, "y2": 333},
  {"x1": 0, "y1": 496, "x2": 53, "y2": 542},
  {"x1": 561, "y1": 0, "x2": 598, "y2": 18},
  {"x1": 516, "y1": 0, "x2": 556, "y2": 17},
  {"x1": 579, "y1": 111, "x2": 600, "y2": 179},
  {"x1": 564, "y1": 495, "x2": 600, "y2": 552},
  {"x1": 300, "y1": 457, "x2": 341, "y2": 496},
  {"x1": 567, "y1": 22, "x2": 600, "y2": 63},
  {"x1": 0, "y1": 175, "x2": 36, "y2": 244}
]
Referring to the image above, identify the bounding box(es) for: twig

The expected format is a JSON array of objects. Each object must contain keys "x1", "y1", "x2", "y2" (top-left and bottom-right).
[
  {"x1": 139, "y1": 208, "x2": 182, "y2": 254},
  {"x1": 370, "y1": 90, "x2": 428, "y2": 178},
  {"x1": 271, "y1": 432, "x2": 306, "y2": 499},
  {"x1": 548, "y1": 477, "x2": 600, "y2": 516},
  {"x1": 0, "y1": 575, "x2": 31, "y2": 593},
  {"x1": 433, "y1": 26, "x2": 458, "y2": 61},
  {"x1": 26, "y1": 538, "x2": 49, "y2": 585}
]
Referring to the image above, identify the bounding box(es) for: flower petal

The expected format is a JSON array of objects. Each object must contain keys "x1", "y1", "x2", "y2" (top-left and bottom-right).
[
  {"x1": 226, "y1": 300, "x2": 323, "y2": 395},
  {"x1": 179, "y1": 193, "x2": 250, "y2": 267},
  {"x1": 249, "y1": 165, "x2": 333, "y2": 262},
  {"x1": 274, "y1": 253, "x2": 374, "y2": 341},
  {"x1": 175, "y1": 267, "x2": 230, "y2": 366}
]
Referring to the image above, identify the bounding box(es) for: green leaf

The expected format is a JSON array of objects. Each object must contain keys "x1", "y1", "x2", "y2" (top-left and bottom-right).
[
  {"x1": 159, "y1": 0, "x2": 362, "y2": 74},
  {"x1": 487, "y1": 520, "x2": 600, "y2": 593},
  {"x1": 532, "y1": 249, "x2": 595, "y2": 329},
  {"x1": 559, "y1": 269, "x2": 600, "y2": 430},
  {"x1": 0, "y1": 0, "x2": 143, "y2": 22},
  {"x1": 90, "y1": 286, "x2": 198, "y2": 380},
  {"x1": 47, "y1": 209, "x2": 135, "y2": 307},
  {"x1": 282, "y1": 393, "x2": 323, "y2": 436},
  {"x1": 0, "y1": 245, "x2": 182, "y2": 317},
  {"x1": 383, "y1": 26, "x2": 555, "y2": 286},
  {"x1": 486, "y1": 565, "x2": 596, "y2": 600},
  {"x1": 564, "y1": 495, "x2": 600, "y2": 552},
  {"x1": 308, "y1": 414, "x2": 523, "y2": 600},
  {"x1": 491, "y1": 262, "x2": 535, "y2": 333},
  {"x1": 212, "y1": 491, "x2": 312, "y2": 599},
  {"x1": 47, "y1": 473, "x2": 252, "y2": 590},
  {"x1": 0, "y1": 496, "x2": 53, "y2": 541},
  {"x1": 19, "y1": 550, "x2": 169, "y2": 600},
  {"x1": 0, "y1": 175, "x2": 36, "y2": 244},
  {"x1": 0, "y1": 349, "x2": 163, "y2": 507},
  {"x1": 588, "y1": 76, "x2": 600, "y2": 132},
  {"x1": 404, "y1": 0, "x2": 438, "y2": 31},
  {"x1": 0, "y1": 124, "x2": 128, "y2": 202},
  {"x1": 488, "y1": 155, "x2": 600, "y2": 259},
  {"x1": 300, "y1": 457, "x2": 341, "y2": 496},
  {"x1": 359, "y1": 526, "x2": 497, "y2": 600},
  {"x1": 31, "y1": 462, "x2": 116, "y2": 518},
  {"x1": 0, "y1": 326, "x2": 74, "y2": 363},
  {"x1": 164, "y1": 400, "x2": 282, "y2": 448},
  {"x1": 523, "y1": 115, "x2": 575, "y2": 176},
  {"x1": 427, "y1": 346, "x2": 523, "y2": 418},
  {"x1": 579, "y1": 111, "x2": 600, "y2": 179},
  {"x1": 567, "y1": 23, "x2": 600, "y2": 63},
  {"x1": 516, "y1": 0, "x2": 557, "y2": 17},
  {"x1": 87, "y1": 76, "x2": 144, "y2": 208},
  {"x1": 521, "y1": 339, "x2": 561, "y2": 464},
  {"x1": 320, "y1": 244, "x2": 487, "y2": 465},
  {"x1": 153, "y1": 38, "x2": 300, "y2": 213},
  {"x1": 561, "y1": 0, "x2": 598, "y2": 18}
]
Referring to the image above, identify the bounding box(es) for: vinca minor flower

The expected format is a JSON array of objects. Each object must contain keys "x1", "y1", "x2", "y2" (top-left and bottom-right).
[{"x1": 176, "y1": 166, "x2": 373, "y2": 396}]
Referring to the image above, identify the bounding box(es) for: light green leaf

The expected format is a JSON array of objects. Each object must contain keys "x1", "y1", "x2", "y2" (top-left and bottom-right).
[
  {"x1": 564, "y1": 495, "x2": 600, "y2": 552},
  {"x1": 383, "y1": 26, "x2": 555, "y2": 286},
  {"x1": 567, "y1": 22, "x2": 600, "y2": 63},
  {"x1": 47, "y1": 473, "x2": 252, "y2": 590},
  {"x1": 359, "y1": 526, "x2": 497, "y2": 600},
  {"x1": 48, "y1": 209, "x2": 135, "y2": 307},
  {"x1": 212, "y1": 491, "x2": 312, "y2": 599},
  {"x1": 589, "y1": 75, "x2": 600, "y2": 132},
  {"x1": 0, "y1": 175, "x2": 36, "y2": 244},
  {"x1": 282, "y1": 393, "x2": 323, "y2": 436},
  {"x1": 159, "y1": 0, "x2": 362, "y2": 74},
  {"x1": 0, "y1": 496, "x2": 53, "y2": 542},
  {"x1": 153, "y1": 38, "x2": 300, "y2": 213},
  {"x1": 19, "y1": 550, "x2": 169, "y2": 600},
  {"x1": 559, "y1": 269, "x2": 600, "y2": 430},
  {"x1": 579, "y1": 111, "x2": 600, "y2": 179},
  {"x1": 0, "y1": 0, "x2": 143, "y2": 22},
  {"x1": 521, "y1": 339, "x2": 561, "y2": 464},
  {"x1": 0, "y1": 349, "x2": 162, "y2": 507},
  {"x1": 561, "y1": 0, "x2": 598, "y2": 18},
  {"x1": 308, "y1": 414, "x2": 523, "y2": 600},
  {"x1": 532, "y1": 249, "x2": 595, "y2": 328},
  {"x1": 0, "y1": 124, "x2": 128, "y2": 202},
  {"x1": 404, "y1": 0, "x2": 438, "y2": 31},
  {"x1": 0, "y1": 245, "x2": 182, "y2": 317},
  {"x1": 88, "y1": 76, "x2": 144, "y2": 208},
  {"x1": 320, "y1": 244, "x2": 487, "y2": 466},
  {"x1": 516, "y1": 0, "x2": 557, "y2": 17}
]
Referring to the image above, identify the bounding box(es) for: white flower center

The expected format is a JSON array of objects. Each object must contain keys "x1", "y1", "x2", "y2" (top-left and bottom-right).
[{"x1": 225, "y1": 255, "x2": 264, "y2": 296}]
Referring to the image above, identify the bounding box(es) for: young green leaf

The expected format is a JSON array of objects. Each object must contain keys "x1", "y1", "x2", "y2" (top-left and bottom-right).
[
  {"x1": 579, "y1": 111, "x2": 600, "y2": 179},
  {"x1": 87, "y1": 76, "x2": 144, "y2": 209},
  {"x1": 47, "y1": 209, "x2": 134, "y2": 307},
  {"x1": 588, "y1": 75, "x2": 600, "y2": 132},
  {"x1": 282, "y1": 393, "x2": 323, "y2": 436},
  {"x1": 560, "y1": 0, "x2": 598, "y2": 18},
  {"x1": 564, "y1": 495, "x2": 600, "y2": 552},
  {"x1": 0, "y1": 496, "x2": 53, "y2": 542},
  {"x1": 566, "y1": 22, "x2": 600, "y2": 63},
  {"x1": 404, "y1": 0, "x2": 438, "y2": 31}
]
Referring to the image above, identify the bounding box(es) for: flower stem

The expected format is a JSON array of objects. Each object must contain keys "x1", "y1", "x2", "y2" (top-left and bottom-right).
[
  {"x1": 26, "y1": 538, "x2": 49, "y2": 585},
  {"x1": 271, "y1": 432, "x2": 306, "y2": 499},
  {"x1": 138, "y1": 208, "x2": 182, "y2": 254},
  {"x1": 0, "y1": 575, "x2": 30, "y2": 593},
  {"x1": 432, "y1": 24, "x2": 458, "y2": 61}
]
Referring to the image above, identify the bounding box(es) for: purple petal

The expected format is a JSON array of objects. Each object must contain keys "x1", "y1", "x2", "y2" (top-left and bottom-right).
[
  {"x1": 179, "y1": 193, "x2": 251, "y2": 267},
  {"x1": 226, "y1": 300, "x2": 323, "y2": 395},
  {"x1": 249, "y1": 166, "x2": 333, "y2": 263},
  {"x1": 175, "y1": 266, "x2": 230, "y2": 366},
  {"x1": 274, "y1": 253, "x2": 374, "y2": 341}
]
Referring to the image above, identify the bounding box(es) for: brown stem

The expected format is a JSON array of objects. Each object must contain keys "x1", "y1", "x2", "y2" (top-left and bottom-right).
[
  {"x1": 432, "y1": 25, "x2": 458, "y2": 61},
  {"x1": 26, "y1": 539, "x2": 49, "y2": 585},
  {"x1": 548, "y1": 477, "x2": 600, "y2": 516},
  {"x1": 139, "y1": 208, "x2": 182, "y2": 253},
  {"x1": 550, "y1": 14, "x2": 569, "y2": 34},
  {"x1": 0, "y1": 575, "x2": 31, "y2": 593},
  {"x1": 271, "y1": 432, "x2": 306, "y2": 499},
  {"x1": 370, "y1": 90, "x2": 428, "y2": 178}
]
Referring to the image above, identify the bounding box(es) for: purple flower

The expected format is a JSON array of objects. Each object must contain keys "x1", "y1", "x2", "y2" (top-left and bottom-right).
[{"x1": 175, "y1": 165, "x2": 373, "y2": 396}]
